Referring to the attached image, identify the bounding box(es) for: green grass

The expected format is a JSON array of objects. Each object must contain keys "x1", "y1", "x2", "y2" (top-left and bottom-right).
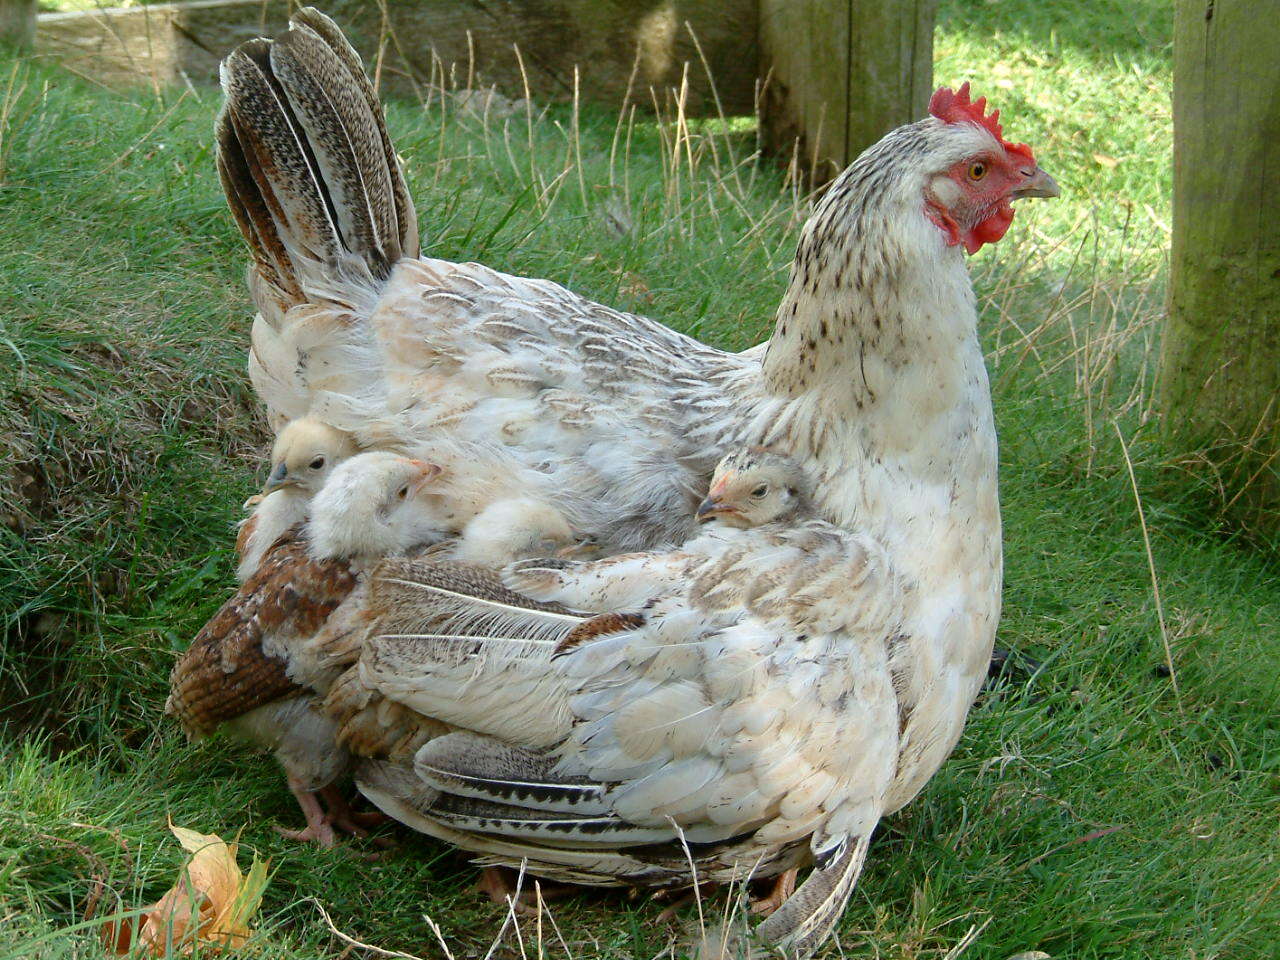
[{"x1": 3, "y1": 1, "x2": 1278, "y2": 957}]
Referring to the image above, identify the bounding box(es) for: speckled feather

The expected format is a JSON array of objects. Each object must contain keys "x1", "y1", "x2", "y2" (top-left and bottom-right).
[{"x1": 166, "y1": 527, "x2": 355, "y2": 736}]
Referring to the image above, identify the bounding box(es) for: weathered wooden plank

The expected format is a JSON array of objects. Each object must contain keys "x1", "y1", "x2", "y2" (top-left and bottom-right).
[
  {"x1": 325, "y1": 0, "x2": 757, "y2": 114},
  {"x1": 1160, "y1": 0, "x2": 1280, "y2": 528},
  {"x1": 0, "y1": 0, "x2": 36, "y2": 50},
  {"x1": 759, "y1": 0, "x2": 936, "y2": 180},
  {"x1": 35, "y1": 0, "x2": 758, "y2": 117}
]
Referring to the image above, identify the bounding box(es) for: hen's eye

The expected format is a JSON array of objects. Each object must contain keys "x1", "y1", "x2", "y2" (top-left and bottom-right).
[
  {"x1": 309, "y1": 456, "x2": 326, "y2": 470},
  {"x1": 396, "y1": 485, "x2": 410, "y2": 500},
  {"x1": 750, "y1": 484, "x2": 769, "y2": 499},
  {"x1": 968, "y1": 161, "x2": 987, "y2": 181}
]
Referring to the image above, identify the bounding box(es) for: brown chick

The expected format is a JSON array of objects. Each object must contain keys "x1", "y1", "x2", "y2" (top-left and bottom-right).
[{"x1": 169, "y1": 452, "x2": 442, "y2": 846}]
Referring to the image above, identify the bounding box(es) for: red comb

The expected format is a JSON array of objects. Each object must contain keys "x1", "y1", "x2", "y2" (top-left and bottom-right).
[{"x1": 929, "y1": 82, "x2": 1035, "y2": 163}]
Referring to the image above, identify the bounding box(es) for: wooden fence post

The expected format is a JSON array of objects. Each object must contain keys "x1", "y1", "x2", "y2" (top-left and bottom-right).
[
  {"x1": 0, "y1": 0, "x2": 36, "y2": 50},
  {"x1": 1160, "y1": 0, "x2": 1280, "y2": 529},
  {"x1": 758, "y1": 0, "x2": 937, "y2": 180}
]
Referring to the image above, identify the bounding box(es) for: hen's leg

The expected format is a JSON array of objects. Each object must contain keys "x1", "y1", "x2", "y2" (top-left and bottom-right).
[
  {"x1": 274, "y1": 776, "x2": 337, "y2": 847},
  {"x1": 749, "y1": 869, "x2": 797, "y2": 916}
]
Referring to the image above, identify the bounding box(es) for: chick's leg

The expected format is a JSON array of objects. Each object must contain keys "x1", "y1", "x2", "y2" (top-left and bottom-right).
[
  {"x1": 318, "y1": 785, "x2": 394, "y2": 844},
  {"x1": 274, "y1": 775, "x2": 337, "y2": 847}
]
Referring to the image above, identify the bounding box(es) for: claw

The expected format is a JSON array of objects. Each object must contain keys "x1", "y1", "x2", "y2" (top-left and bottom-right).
[{"x1": 749, "y1": 869, "x2": 796, "y2": 917}]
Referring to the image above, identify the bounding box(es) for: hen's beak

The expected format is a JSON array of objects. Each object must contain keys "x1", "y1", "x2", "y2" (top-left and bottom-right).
[
  {"x1": 263, "y1": 462, "x2": 291, "y2": 493},
  {"x1": 1013, "y1": 166, "x2": 1060, "y2": 200}
]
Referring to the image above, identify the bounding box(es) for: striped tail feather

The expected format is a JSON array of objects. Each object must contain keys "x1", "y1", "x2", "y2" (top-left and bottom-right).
[
  {"x1": 216, "y1": 7, "x2": 418, "y2": 315},
  {"x1": 755, "y1": 834, "x2": 869, "y2": 958}
]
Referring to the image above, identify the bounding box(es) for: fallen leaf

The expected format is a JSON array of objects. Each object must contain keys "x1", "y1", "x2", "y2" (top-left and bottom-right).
[
  {"x1": 102, "y1": 822, "x2": 269, "y2": 955},
  {"x1": 1091, "y1": 153, "x2": 1120, "y2": 168}
]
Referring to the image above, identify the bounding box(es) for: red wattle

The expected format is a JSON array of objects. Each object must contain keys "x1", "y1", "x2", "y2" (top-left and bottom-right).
[{"x1": 964, "y1": 200, "x2": 1015, "y2": 255}]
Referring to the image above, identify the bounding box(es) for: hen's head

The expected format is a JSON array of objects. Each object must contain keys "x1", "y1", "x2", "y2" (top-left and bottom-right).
[
  {"x1": 266, "y1": 417, "x2": 358, "y2": 494},
  {"x1": 916, "y1": 83, "x2": 1058, "y2": 255},
  {"x1": 697, "y1": 448, "x2": 811, "y2": 528},
  {"x1": 307, "y1": 452, "x2": 444, "y2": 559}
]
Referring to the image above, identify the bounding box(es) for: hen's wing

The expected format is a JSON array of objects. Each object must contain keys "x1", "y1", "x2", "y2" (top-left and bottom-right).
[
  {"x1": 216, "y1": 8, "x2": 763, "y2": 549},
  {"x1": 350, "y1": 527, "x2": 901, "y2": 895}
]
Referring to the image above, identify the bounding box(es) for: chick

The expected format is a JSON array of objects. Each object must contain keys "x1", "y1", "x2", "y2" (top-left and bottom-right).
[
  {"x1": 695, "y1": 447, "x2": 812, "y2": 528},
  {"x1": 235, "y1": 417, "x2": 358, "y2": 581},
  {"x1": 450, "y1": 497, "x2": 578, "y2": 566},
  {"x1": 169, "y1": 452, "x2": 444, "y2": 847},
  {"x1": 307, "y1": 452, "x2": 447, "y2": 560}
]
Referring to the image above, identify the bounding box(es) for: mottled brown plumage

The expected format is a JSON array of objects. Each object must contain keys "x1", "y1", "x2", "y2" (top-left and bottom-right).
[{"x1": 166, "y1": 527, "x2": 355, "y2": 736}]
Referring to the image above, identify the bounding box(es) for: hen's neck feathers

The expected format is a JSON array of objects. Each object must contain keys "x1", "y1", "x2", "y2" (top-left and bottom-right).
[{"x1": 753, "y1": 120, "x2": 995, "y2": 513}]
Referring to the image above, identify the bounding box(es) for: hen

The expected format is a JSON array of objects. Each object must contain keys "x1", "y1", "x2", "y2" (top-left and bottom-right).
[
  {"x1": 211, "y1": 6, "x2": 1057, "y2": 953},
  {"x1": 217, "y1": 4, "x2": 1054, "y2": 807}
]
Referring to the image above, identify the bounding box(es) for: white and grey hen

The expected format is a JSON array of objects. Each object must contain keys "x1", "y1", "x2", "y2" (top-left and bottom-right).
[{"x1": 211, "y1": 7, "x2": 1057, "y2": 953}]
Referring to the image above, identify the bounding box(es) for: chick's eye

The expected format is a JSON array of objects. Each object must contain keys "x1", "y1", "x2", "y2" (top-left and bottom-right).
[
  {"x1": 309, "y1": 456, "x2": 326, "y2": 470},
  {"x1": 968, "y1": 161, "x2": 987, "y2": 181},
  {"x1": 750, "y1": 484, "x2": 769, "y2": 499},
  {"x1": 396, "y1": 485, "x2": 410, "y2": 500}
]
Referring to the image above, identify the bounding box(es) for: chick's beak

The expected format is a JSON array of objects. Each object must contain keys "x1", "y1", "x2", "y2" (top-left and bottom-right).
[
  {"x1": 696, "y1": 497, "x2": 731, "y2": 523},
  {"x1": 1013, "y1": 165, "x2": 1060, "y2": 200},
  {"x1": 263, "y1": 462, "x2": 290, "y2": 493}
]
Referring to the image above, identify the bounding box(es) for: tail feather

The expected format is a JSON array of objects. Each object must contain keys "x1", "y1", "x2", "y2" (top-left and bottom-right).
[
  {"x1": 216, "y1": 7, "x2": 418, "y2": 314},
  {"x1": 290, "y1": 8, "x2": 419, "y2": 259},
  {"x1": 755, "y1": 835, "x2": 868, "y2": 958}
]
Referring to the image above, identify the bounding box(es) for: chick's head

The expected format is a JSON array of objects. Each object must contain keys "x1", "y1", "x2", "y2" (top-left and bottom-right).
[
  {"x1": 454, "y1": 498, "x2": 579, "y2": 567},
  {"x1": 697, "y1": 448, "x2": 810, "y2": 528},
  {"x1": 307, "y1": 452, "x2": 445, "y2": 560},
  {"x1": 265, "y1": 417, "x2": 359, "y2": 494}
]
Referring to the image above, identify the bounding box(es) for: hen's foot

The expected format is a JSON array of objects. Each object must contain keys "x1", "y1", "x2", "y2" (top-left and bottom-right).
[
  {"x1": 748, "y1": 869, "x2": 796, "y2": 917},
  {"x1": 475, "y1": 866, "x2": 570, "y2": 915},
  {"x1": 318, "y1": 786, "x2": 396, "y2": 846}
]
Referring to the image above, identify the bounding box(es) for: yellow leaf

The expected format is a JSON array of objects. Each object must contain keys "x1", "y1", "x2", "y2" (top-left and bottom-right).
[
  {"x1": 103, "y1": 823, "x2": 270, "y2": 956},
  {"x1": 1091, "y1": 153, "x2": 1120, "y2": 168}
]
